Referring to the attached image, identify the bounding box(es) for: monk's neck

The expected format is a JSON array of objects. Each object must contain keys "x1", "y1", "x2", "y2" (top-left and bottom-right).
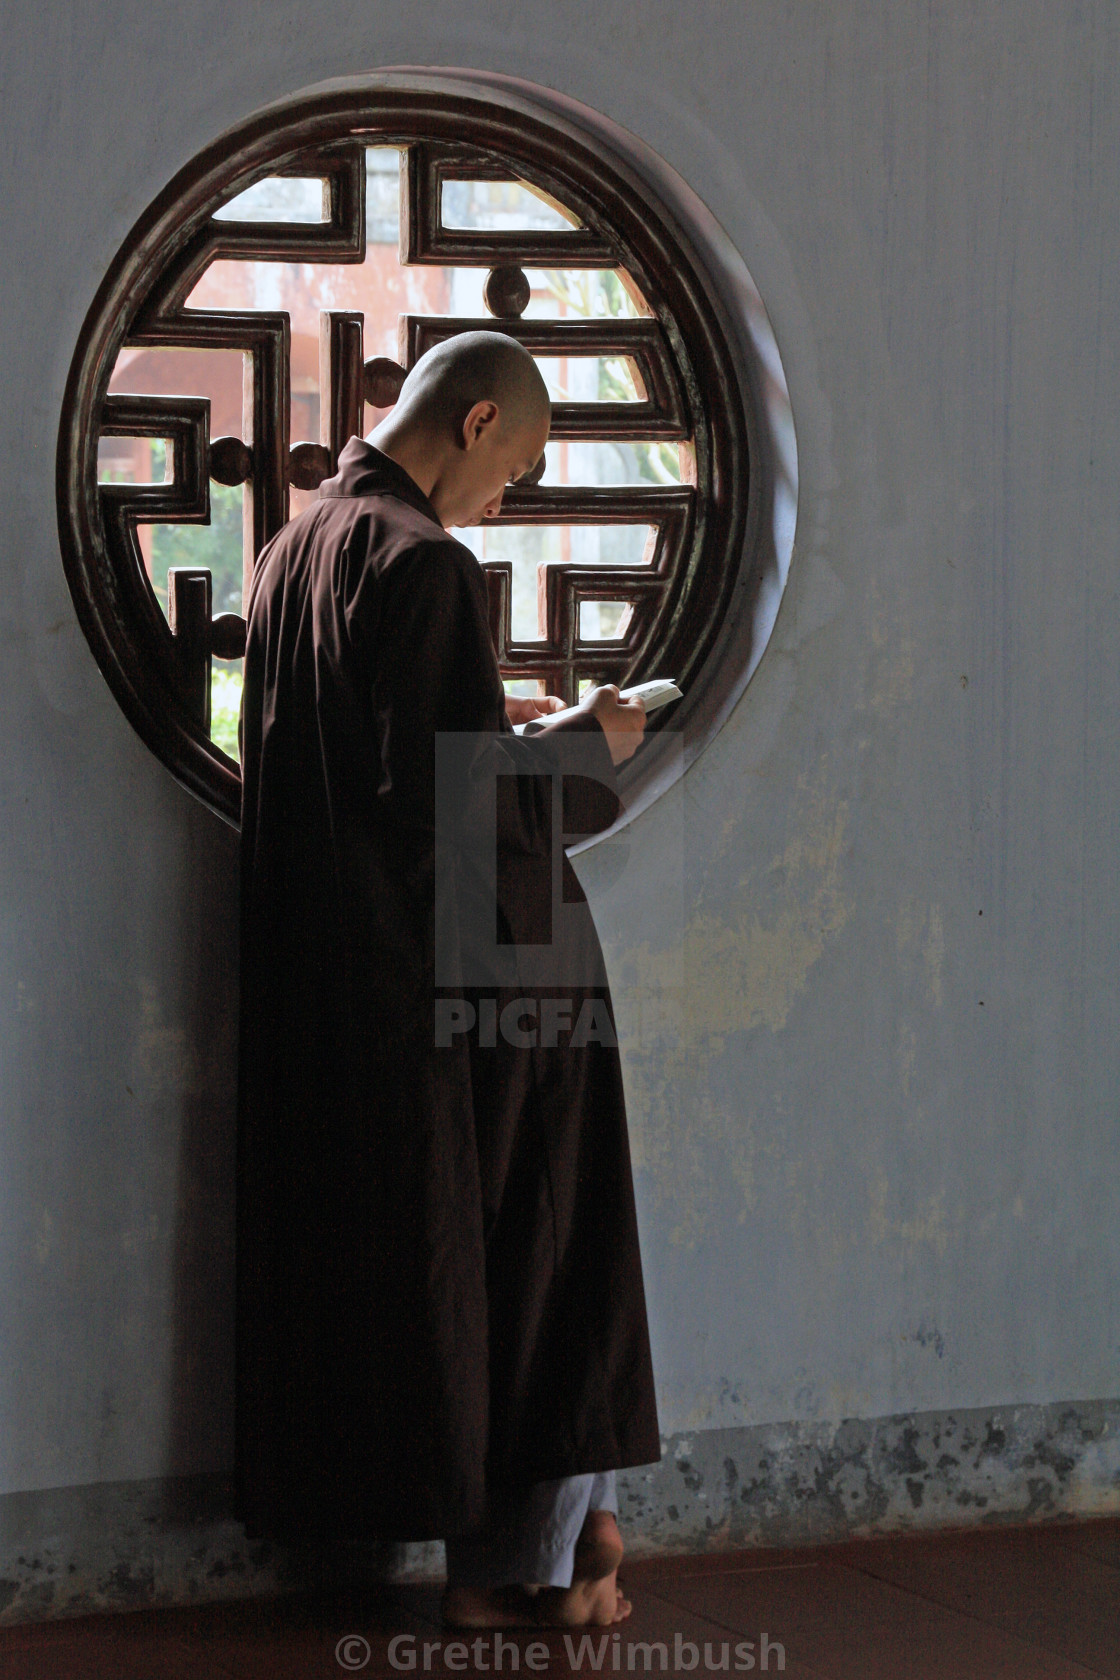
[{"x1": 366, "y1": 422, "x2": 444, "y2": 506}]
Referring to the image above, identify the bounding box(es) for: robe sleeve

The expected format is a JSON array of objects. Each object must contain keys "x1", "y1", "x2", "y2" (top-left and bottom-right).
[
  {"x1": 528, "y1": 710, "x2": 623, "y2": 840},
  {"x1": 372, "y1": 536, "x2": 621, "y2": 854}
]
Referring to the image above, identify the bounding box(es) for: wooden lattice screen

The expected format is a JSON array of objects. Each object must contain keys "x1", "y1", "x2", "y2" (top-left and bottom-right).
[{"x1": 59, "y1": 96, "x2": 750, "y2": 824}]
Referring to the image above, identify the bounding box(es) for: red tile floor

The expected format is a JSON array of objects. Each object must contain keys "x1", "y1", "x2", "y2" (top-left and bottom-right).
[{"x1": 0, "y1": 1517, "x2": 1116, "y2": 1678}]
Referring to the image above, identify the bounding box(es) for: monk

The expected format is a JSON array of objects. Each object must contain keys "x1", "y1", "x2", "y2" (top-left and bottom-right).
[{"x1": 235, "y1": 331, "x2": 661, "y2": 1630}]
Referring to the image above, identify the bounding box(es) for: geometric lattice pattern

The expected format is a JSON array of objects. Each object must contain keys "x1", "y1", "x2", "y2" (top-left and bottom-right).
[
  {"x1": 96, "y1": 137, "x2": 698, "y2": 724},
  {"x1": 61, "y1": 92, "x2": 751, "y2": 823}
]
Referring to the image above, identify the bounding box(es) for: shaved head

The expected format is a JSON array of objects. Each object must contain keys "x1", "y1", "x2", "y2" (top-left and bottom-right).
[
  {"x1": 393, "y1": 330, "x2": 551, "y2": 443},
  {"x1": 370, "y1": 330, "x2": 551, "y2": 529}
]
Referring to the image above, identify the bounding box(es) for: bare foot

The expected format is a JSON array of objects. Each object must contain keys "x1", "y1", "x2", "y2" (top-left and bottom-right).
[
  {"x1": 530, "y1": 1510, "x2": 631, "y2": 1627},
  {"x1": 441, "y1": 1511, "x2": 631, "y2": 1629},
  {"x1": 573, "y1": 1510, "x2": 624, "y2": 1581}
]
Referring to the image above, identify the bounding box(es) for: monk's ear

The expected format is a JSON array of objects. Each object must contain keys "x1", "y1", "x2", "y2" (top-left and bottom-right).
[{"x1": 461, "y1": 398, "x2": 500, "y2": 450}]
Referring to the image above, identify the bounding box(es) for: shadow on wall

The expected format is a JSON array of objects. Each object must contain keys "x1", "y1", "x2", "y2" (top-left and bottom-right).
[{"x1": 160, "y1": 806, "x2": 239, "y2": 1492}]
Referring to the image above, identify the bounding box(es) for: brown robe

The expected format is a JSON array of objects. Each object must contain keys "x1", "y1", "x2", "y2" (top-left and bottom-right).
[{"x1": 234, "y1": 437, "x2": 660, "y2": 1546}]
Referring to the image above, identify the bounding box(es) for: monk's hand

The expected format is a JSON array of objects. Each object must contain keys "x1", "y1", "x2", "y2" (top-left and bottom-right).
[
  {"x1": 505, "y1": 693, "x2": 567, "y2": 726},
  {"x1": 581, "y1": 684, "x2": 647, "y2": 764}
]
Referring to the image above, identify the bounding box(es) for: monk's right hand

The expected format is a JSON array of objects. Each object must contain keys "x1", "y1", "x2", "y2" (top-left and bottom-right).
[{"x1": 580, "y1": 684, "x2": 647, "y2": 764}]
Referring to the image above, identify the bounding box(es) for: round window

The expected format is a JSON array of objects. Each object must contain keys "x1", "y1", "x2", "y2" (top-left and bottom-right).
[{"x1": 57, "y1": 76, "x2": 793, "y2": 825}]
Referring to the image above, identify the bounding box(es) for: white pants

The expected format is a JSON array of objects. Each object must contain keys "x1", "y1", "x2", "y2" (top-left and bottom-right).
[{"x1": 444, "y1": 1471, "x2": 618, "y2": 1589}]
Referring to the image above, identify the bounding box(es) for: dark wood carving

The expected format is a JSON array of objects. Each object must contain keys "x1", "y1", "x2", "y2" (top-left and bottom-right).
[
  {"x1": 399, "y1": 315, "x2": 688, "y2": 441},
  {"x1": 152, "y1": 144, "x2": 366, "y2": 316},
  {"x1": 483, "y1": 266, "x2": 531, "y2": 319},
  {"x1": 210, "y1": 435, "x2": 253, "y2": 485},
  {"x1": 288, "y1": 443, "x2": 333, "y2": 490},
  {"x1": 364, "y1": 357, "x2": 408, "y2": 408},
  {"x1": 94, "y1": 396, "x2": 246, "y2": 788},
  {"x1": 319, "y1": 311, "x2": 365, "y2": 467},
  {"x1": 57, "y1": 92, "x2": 753, "y2": 825},
  {"x1": 485, "y1": 484, "x2": 694, "y2": 705},
  {"x1": 167, "y1": 568, "x2": 214, "y2": 727},
  {"x1": 211, "y1": 613, "x2": 248, "y2": 660},
  {"x1": 400, "y1": 143, "x2": 613, "y2": 267}
]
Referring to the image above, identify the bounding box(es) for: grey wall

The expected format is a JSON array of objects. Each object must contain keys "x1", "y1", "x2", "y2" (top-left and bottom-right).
[{"x1": 2, "y1": 0, "x2": 1118, "y2": 1617}]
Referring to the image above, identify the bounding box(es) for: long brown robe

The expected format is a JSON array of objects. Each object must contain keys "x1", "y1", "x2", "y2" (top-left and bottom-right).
[{"x1": 234, "y1": 438, "x2": 660, "y2": 1546}]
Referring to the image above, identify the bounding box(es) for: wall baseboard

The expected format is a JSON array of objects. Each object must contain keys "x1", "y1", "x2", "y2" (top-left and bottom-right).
[{"x1": 2, "y1": 1397, "x2": 1117, "y2": 1625}]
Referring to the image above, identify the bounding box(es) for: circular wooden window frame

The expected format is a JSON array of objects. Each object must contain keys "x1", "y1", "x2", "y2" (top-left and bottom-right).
[{"x1": 57, "y1": 78, "x2": 780, "y2": 829}]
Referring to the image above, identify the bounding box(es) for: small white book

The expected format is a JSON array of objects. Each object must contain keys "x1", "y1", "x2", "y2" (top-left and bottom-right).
[{"x1": 512, "y1": 678, "x2": 683, "y2": 735}]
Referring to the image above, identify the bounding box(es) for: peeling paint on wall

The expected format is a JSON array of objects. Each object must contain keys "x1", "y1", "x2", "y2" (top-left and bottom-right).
[
  {"x1": 128, "y1": 979, "x2": 202, "y2": 1103},
  {"x1": 0, "y1": 1400, "x2": 1114, "y2": 1624},
  {"x1": 610, "y1": 773, "x2": 852, "y2": 1250},
  {"x1": 682, "y1": 783, "x2": 851, "y2": 1040},
  {"x1": 895, "y1": 898, "x2": 946, "y2": 1009},
  {"x1": 618, "y1": 1401, "x2": 1120, "y2": 1556},
  {"x1": 868, "y1": 1174, "x2": 954, "y2": 1257}
]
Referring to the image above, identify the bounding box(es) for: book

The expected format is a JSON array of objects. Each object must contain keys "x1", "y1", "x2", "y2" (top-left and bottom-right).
[{"x1": 512, "y1": 679, "x2": 683, "y2": 735}]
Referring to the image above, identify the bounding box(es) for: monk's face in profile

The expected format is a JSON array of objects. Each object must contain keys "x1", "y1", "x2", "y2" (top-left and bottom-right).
[
  {"x1": 442, "y1": 399, "x2": 550, "y2": 530},
  {"x1": 368, "y1": 334, "x2": 552, "y2": 531}
]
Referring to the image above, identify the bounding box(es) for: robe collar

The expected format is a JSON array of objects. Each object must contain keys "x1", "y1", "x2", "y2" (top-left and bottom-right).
[{"x1": 318, "y1": 435, "x2": 443, "y2": 528}]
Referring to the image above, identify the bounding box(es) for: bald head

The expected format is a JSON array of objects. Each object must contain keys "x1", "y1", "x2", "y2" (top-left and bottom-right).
[
  {"x1": 394, "y1": 330, "x2": 551, "y2": 443},
  {"x1": 370, "y1": 330, "x2": 552, "y2": 530}
]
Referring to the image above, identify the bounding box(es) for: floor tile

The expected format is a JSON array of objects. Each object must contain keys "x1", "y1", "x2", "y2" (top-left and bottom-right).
[
  {"x1": 838, "y1": 1526, "x2": 1120, "y2": 1677},
  {"x1": 1048, "y1": 1518, "x2": 1120, "y2": 1573},
  {"x1": 1, "y1": 1521, "x2": 1116, "y2": 1680},
  {"x1": 0, "y1": 1620, "x2": 228, "y2": 1680},
  {"x1": 647, "y1": 1558, "x2": 1108, "y2": 1679},
  {"x1": 623, "y1": 1546, "x2": 825, "y2": 1585}
]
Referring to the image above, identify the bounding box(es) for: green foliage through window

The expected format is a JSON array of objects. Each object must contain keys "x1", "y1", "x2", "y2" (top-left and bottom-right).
[
  {"x1": 211, "y1": 664, "x2": 242, "y2": 761},
  {"x1": 148, "y1": 442, "x2": 244, "y2": 616},
  {"x1": 540, "y1": 271, "x2": 682, "y2": 488}
]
